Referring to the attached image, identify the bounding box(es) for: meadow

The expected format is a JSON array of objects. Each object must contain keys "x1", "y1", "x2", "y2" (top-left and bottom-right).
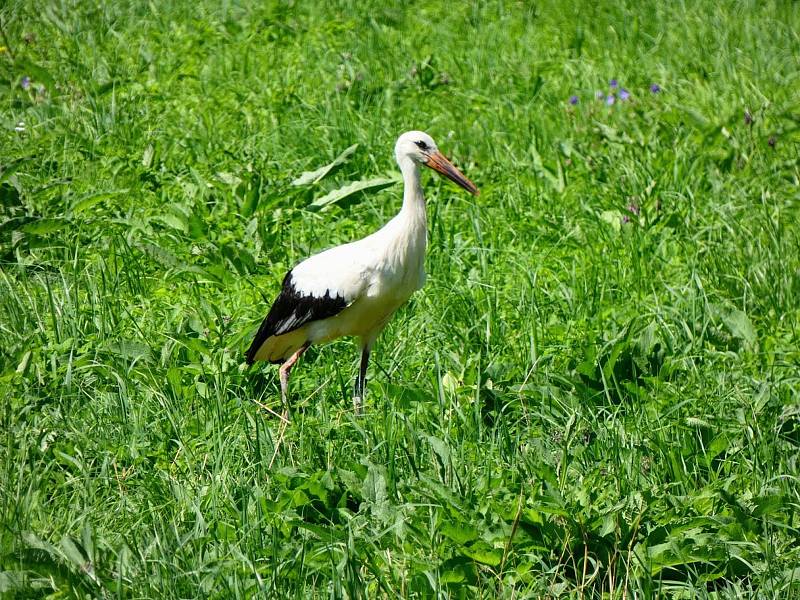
[{"x1": 1, "y1": 0, "x2": 799, "y2": 597}]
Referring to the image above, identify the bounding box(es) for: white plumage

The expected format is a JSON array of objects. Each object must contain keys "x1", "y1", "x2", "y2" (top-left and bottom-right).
[{"x1": 246, "y1": 130, "x2": 478, "y2": 413}]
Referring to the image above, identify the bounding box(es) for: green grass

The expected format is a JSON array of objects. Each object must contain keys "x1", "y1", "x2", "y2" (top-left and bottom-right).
[{"x1": 2, "y1": 0, "x2": 800, "y2": 596}]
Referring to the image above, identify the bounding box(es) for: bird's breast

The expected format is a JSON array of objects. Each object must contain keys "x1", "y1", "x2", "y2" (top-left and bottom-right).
[
  {"x1": 369, "y1": 227, "x2": 427, "y2": 299},
  {"x1": 302, "y1": 215, "x2": 428, "y2": 343}
]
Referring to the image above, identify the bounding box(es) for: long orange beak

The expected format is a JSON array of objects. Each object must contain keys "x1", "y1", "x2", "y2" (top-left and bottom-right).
[{"x1": 424, "y1": 150, "x2": 479, "y2": 195}]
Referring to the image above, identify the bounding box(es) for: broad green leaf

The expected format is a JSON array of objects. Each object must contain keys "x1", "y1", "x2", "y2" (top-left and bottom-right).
[
  {"x1": 215, "y1": 171, "x2": 242, "y2": 186},
  {"x1": 752, "y1": 494, "x2": 785, "y2": 518},
  {"x1": 439, "y1": 568, "x2": 467, "y2": 584},
  {"x1": 521, "y1": 509, "x2": 544, "y2": 525},
  {"x1": 241, "y1": 183, "x2": 260, "y2": 217},
  {"x1": 0, "y1": 183, "x2": 21, "y2": 209},
  {"x1": 142, "y1": 144, "x2": 154, "y2": 167},
  {"x1": 187, "y1": 212, "x2": 205, "y2": 239},
  {"x1": 423, "y1": 434, "x2": 451, "y2": 464},
  {"x1": 601, "y1": 337, "x2": 628, "y2": 382},
  {"x1": 59, "y1": 537, "x2": 85, "y2": 568},
  {"x1": 0, "y1": 157, "x2": 33, "y2": 184},
  {"x1": 137, "y1": 241, "x2": 182, "y2": 267},
  {"x1": 530, "y1": 145, "x2": 565, "y2": 193},
  {"x1": 70, "y1": 189, "x2": 129, "y2": 215},
  {"x1": 682, "y1": 106, "x2": 711, "y2": 130},
  {"x1": 54, "y1": 450, "x2": 83, "y2": 473},
  {"x1": 595, "y1": 122, "x2": 621, "y2": 142},
  {"x1": 599, "y1": 210, "x2": 622, "y2": 231},
  {"x1": 20, "y1": 218, "x2": 67, "y2": 235},
  {"x1": 302, "y1": 474, "x2": 333, "y2": 504},
  {"x1": 16, "y1": 350, "x2": 32, "y2": 375},
  {"x1": 441, "y1": 371, "x2": 459, "y2": 395},
  {"x1": 21, "y1": 531, "x2": 58, "y2": 555},
  {"x1": 173, "y1": 264, "x2": 223, "y2": 283},
  {"x1": 707, "y1": 435, "x2": 729, "y2": 459},
  {"x1": 440, "y1": 522, "x2": 480, "y2": 545},
  {"x1": 106, "y1": 340, "x2": 151, "y2": 361},
  {"x1": 292, "y1": 143, "x2": 358, "y2": 185},
  {"x1": 722, "y1": 308, "x2": 756, "y2": 347},
  {"x1": 0, "y1": 571, "x2": 27, "y2": 593},
  {"x1": 150, "y1": 213, "x2": 188, "y2": 233},
  {"x1": 461, "y1": 541, "x2": 502, "y2": 566},
  {"x1": 599, "y1": 513, "x2": 617, "y2": 537},
  {"x1": 215, "y1": 522, "x2": 237, "y2": 542},
  {"x1": 295, "y1": 521, "x2": 348, "y2": 540},
  {"x1": 438, "y1": 557, "x2": 478, "y2": 586},
  {"x1": 309, "y1": 176, "x2": 398, "y2": 210},
  {"x1": 362, "y1": 462, "x2": 390, "y2": 521}
]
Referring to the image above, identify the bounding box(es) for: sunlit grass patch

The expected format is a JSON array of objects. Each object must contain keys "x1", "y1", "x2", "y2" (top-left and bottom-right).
[{"x1": 1, "y1": 0, "x2": 799, "y2": 597}]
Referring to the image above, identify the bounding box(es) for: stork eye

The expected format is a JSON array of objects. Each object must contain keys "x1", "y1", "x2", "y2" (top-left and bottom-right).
[{"x1": 414, "y1": 140, "x2": 429, "y2": 150}]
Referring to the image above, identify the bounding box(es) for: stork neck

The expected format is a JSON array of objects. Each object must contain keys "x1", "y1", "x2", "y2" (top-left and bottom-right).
[{"x1": 399, "y1": 157, "x2": 426, "y2": 220}]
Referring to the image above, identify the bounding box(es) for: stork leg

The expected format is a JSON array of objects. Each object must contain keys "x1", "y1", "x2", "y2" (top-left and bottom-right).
[
  {"x1": 279, "y1": 342, "x2": 310, "y2": 417},
  {"x1": 353, "y1": 346, "x2": 370, "y2": 415}
]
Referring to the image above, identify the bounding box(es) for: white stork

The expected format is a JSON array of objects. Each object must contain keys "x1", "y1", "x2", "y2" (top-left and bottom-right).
[{"x1": 246, "y1": 130, "x2": 478, "y2": 413}]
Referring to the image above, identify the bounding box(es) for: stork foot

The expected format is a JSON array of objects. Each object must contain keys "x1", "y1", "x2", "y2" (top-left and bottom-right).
[
  {"x1": 353, "y1": 394, "x2": 363, "y2": 415},
  {"x1": 277, "y1": 342, "x2": 310, "y2": 418}
]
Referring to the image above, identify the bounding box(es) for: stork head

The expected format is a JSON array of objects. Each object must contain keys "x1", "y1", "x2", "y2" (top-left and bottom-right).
[{"x1": 395, "y1": 130, "x2": 479, "y2": 195}]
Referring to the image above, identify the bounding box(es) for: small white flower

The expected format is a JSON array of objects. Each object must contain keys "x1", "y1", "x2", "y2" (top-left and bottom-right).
[{"x1": 14, "y1": 121, "x2": 25, "y2": 132}]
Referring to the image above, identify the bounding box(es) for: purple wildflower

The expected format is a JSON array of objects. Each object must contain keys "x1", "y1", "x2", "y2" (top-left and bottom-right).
[
  {"x1": 622, "y1": 215, "x2": 631, "y2": 224},
  {"x1": 650, "y1": 83, "x2": 661, "y2": 93},
  {"x1": 21, "y1": 76, "x2": 31, "y2": 90},
  {"x1": 569, "y1": 95, "x2": 579, "y2": 105},
  {"x1": 619, "y1": 88, "x2": 630, "y2": 101},
  {"x1": 627, "y1": 203, "x2": 640, "y2": 215},
  {"x1": 606, "y1": 94, "x2": 615, "y2": 106},
  {"x1": 610, "y1": 79, "x2": 618, "y2": 88},
  {"x1": 744, "y1": 110, "x2": 753, "y2": 126}
]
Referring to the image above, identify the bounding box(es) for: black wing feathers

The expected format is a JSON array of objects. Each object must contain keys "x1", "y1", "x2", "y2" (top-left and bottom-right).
[{"x1": 245, "y1": 270, "x2": 348, "y2": 364}]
